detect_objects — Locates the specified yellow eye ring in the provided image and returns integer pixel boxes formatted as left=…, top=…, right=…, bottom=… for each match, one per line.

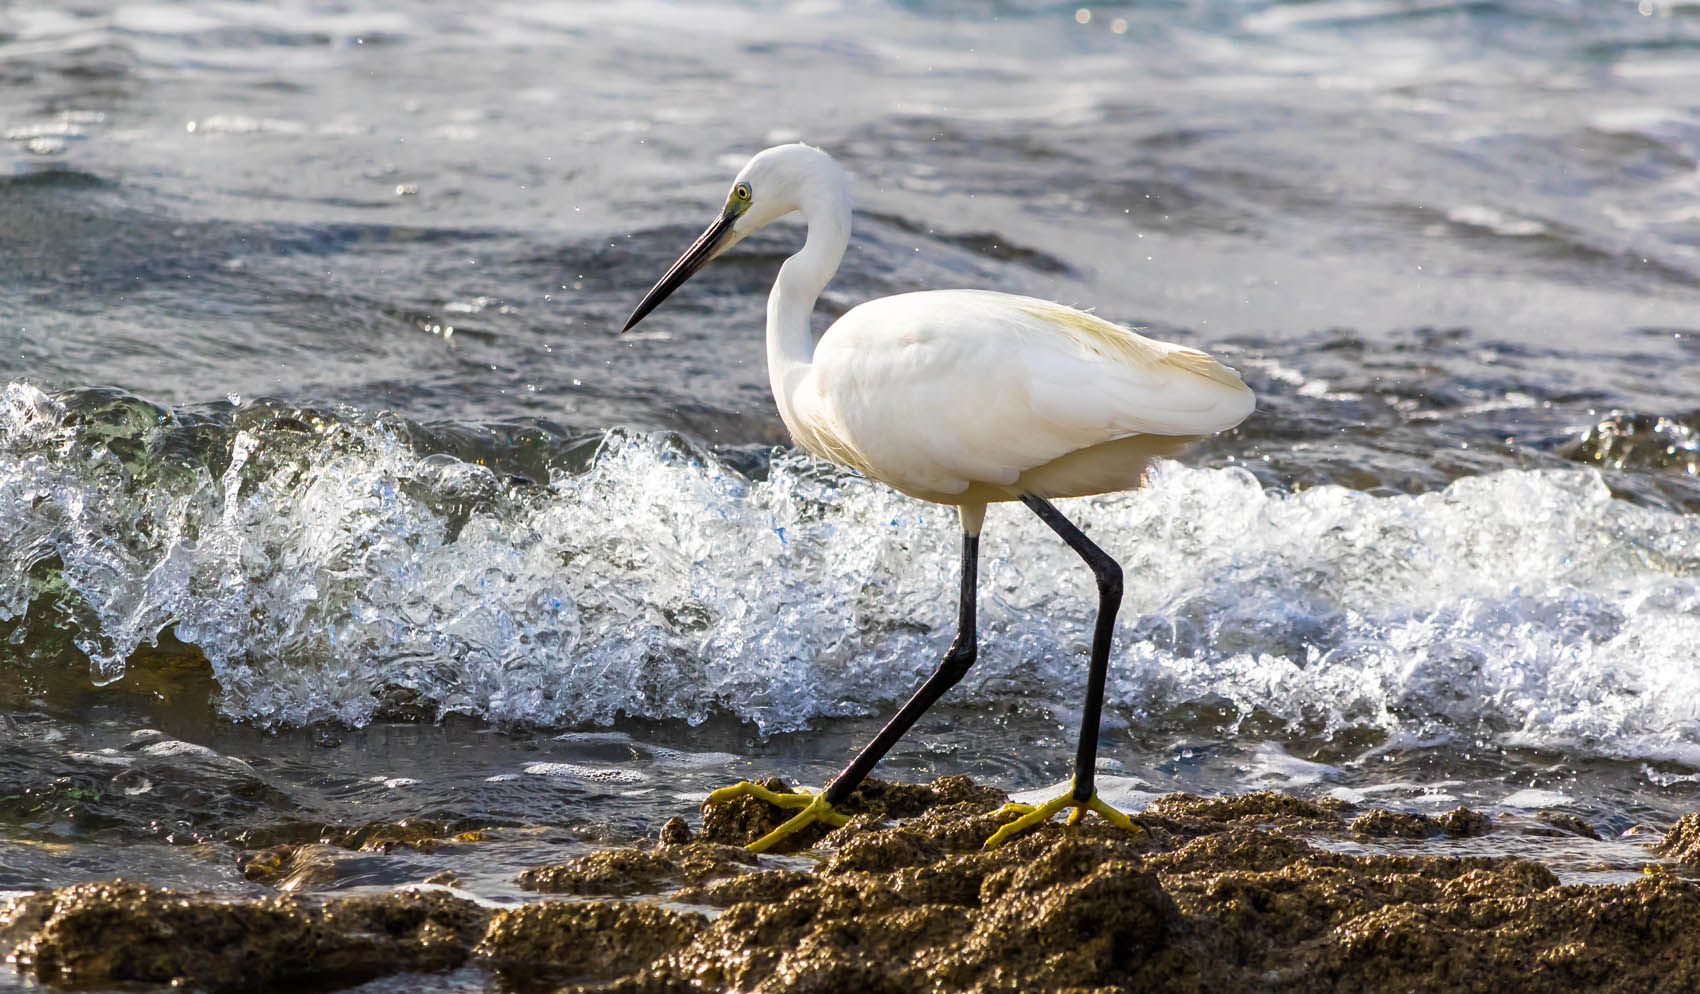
left=734, top=183, right=751, bottom=202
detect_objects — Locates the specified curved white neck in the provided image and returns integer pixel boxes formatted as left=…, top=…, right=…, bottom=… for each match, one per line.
left=766, top=177, right=851, bottom=435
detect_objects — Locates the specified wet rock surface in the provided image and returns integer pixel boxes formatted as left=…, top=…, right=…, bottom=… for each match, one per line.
left=1658, top=812, right=1700, bottom=864
left=1435, top=805, right=1495, bottom=837
left=232, top=817, right=494, bottom=855
left=231, top=819, right=500, bottom=892
left=518, top=841, right=759, bottom=896
left=477, top=900, right=706, bottom=984
left=1565, top=410, right=1700, bottom=476
left=1537, top=810, right=1602, bottom=840
left=1350, top=808, right=1439, bottom=838
left=6, top=777, right=1700, bottom=994
left=696, top=774, right=1003, bottom=854
left=1, top=880, right=488, bottom=992
left=1346, top=805, right=1493, bottom=839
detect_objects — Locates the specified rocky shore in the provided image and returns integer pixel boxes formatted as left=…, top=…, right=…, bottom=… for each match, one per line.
left=7, top=776, right=1700, bottom=993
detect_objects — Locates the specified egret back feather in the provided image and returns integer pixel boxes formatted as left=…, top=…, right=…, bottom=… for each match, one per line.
left=1012, top=296, right=1249, bottom=393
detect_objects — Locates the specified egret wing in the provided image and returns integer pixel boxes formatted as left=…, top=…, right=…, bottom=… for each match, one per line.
left=799, top=290, right=1254, bottom=497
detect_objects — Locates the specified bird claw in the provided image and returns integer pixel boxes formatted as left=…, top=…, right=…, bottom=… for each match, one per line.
left=983, top=788, right=1141, bottom=849
left=705, top=780, right=849, bottom=853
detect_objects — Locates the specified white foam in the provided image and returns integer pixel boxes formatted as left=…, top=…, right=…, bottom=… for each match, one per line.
left=139, top=740, right=219, bottom=759
left=523, top=763, right=647, bottom=784
left=1500, top=788, right=1575, bottom=809
left=368, top=776, right=420, bottom=789
left=1446, top=204, right=1547, bottom=237
left=1246, top=742, right=1342, bottom=788
left=5, top=382, right=1700, bottom=768
left=66, top=751, right=134, bottom=767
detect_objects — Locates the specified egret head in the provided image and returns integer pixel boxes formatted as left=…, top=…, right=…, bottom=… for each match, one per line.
left=621, top=143, right=837, bottom=333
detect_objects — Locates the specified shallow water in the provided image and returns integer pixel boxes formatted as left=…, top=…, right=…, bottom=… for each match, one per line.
left=5, top=1, right=1700, bottom=982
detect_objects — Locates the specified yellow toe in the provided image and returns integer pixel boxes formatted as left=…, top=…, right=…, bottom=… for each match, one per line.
left=744, top=794, right=849, bottom=853
left=706, top=780, right=816, bottom=809
left=1087, top=794, right=1138, bottom=831
left=983, top=794, right=1073, bottom=849
left=704, top=781, right=848, bottom=853
left=983, top=787, right=1143, bottom=848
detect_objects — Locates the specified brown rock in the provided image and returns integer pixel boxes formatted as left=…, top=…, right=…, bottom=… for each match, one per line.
left=1150, top=789, right=1348, bottom=825
left=672, top=869, right=816, bottom=906
left=2, top=880, right=487, bottom=992
left=517, top=841, right=757, bottom=896
left=698, top=777, right=810, bottom=850
left=231, top=816, right=488, bottom=855
left=1152, top=825, right=1317, bottom=874
left=698, top=775, right=1008, bottom=853
left=476, top=900, right=705, bottom=981
left=1351, top=809, right=1437, bottom=838
left=1536, top=811, right=1599, bottom=840
left=12, top=784, right=1694, bottom=994
left=1658, top=813, right=1700, bottom=864
left=236, top=842, right=360, bottom=891
left=643, top=815, right=1172, bottom=993
left=337, top=818, right=455, bottom=852
left=821, top=825, right=943, bottom=874
left=1436, top=807, right=1494, bottom=837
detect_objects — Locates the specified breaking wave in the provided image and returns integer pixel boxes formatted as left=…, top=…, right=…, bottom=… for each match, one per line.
left=3, top=382, right=1699, bottom=764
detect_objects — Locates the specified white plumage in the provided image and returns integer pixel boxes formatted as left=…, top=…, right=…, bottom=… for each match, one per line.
left=621, top=142, right=1255, bottom=852
left=793, top=288, right=1254, bottom=504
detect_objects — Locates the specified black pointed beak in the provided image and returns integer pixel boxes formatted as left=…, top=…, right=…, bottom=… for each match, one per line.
left=621, top=210, right=739, bottom=333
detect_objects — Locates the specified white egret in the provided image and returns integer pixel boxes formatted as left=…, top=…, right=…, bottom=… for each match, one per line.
left=622, top=144, right=1254, bottom=851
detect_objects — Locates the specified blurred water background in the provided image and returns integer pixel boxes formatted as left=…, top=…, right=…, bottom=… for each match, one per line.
left=4, top=0, right=1700, bottom=957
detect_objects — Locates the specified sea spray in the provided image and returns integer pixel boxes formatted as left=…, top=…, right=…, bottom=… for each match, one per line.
left=4, top=382, right=1700, bottom=767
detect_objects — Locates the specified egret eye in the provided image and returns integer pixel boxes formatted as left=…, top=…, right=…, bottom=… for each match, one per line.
left=734, top=183, right=751, bottom=202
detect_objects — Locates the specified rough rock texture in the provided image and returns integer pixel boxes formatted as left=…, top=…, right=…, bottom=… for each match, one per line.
left=1536, top=811, right=1600, bottom=839
left=232, top=817, right=487, bottom=853
left=7, top=781, right=1699, bottom=994
left=1658, top=812, right=1700, bottom=864
left=671, top=805, right=1177, bottom=994
left=1146, top=789, right=1350, bottom=828
left=518, top=841, right=758, bottom=896
left=1, top=880, right=488, bottom=991
left=476, top=901, right=706, bottom=983
left=1351, top=808, right=1439, bottom=838
left=1435, top=806, right=1495, bottom=837
left=1346, top=806, right=1491, bottom=839
left=237, top=842, right=370, bottom=890
left=672, top=868, right=817, bottom=906
left=581, top=791, right=1543, bottom=992
left=228, top=818, right=500, bottom=893
left=697, top=774, right=1004, bottom=853
left=613, top=782, right=1699, bottom=994
left=659, top=816, right=692, bottom=845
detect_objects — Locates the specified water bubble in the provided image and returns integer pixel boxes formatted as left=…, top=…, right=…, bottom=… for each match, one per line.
left=5, top=387, right=1700, bottom=766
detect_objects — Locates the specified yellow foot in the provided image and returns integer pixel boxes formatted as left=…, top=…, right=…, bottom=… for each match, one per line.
left=983, top=789, right=1140, bottom=849
left=706, top=781, right=850, bottom=853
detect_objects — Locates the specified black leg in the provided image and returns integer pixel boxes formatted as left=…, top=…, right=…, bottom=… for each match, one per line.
left=1020, top=494, right=1123, bottom=803
left=822, top=529, right=979, bottom=806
